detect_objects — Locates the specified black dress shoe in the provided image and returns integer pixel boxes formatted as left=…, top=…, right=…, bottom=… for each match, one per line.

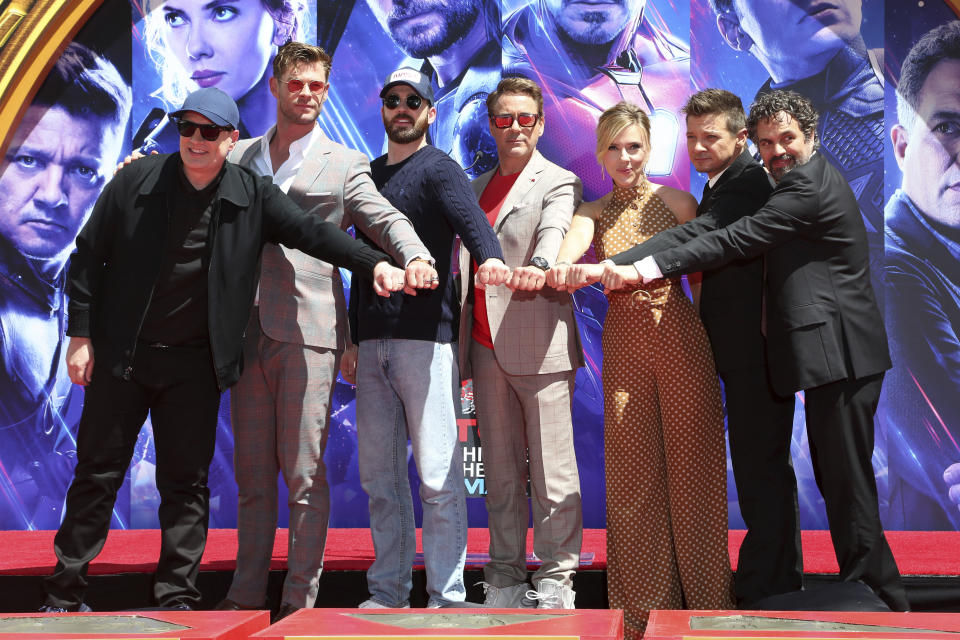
left=272, top=602, right=299, bottom=623
left=214, top=597, right=261, bottom=611
left=38, top=603, right=92, bottom=613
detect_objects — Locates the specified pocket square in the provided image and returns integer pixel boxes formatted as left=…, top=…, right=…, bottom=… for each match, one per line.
left=306, top=191, right=334, bottom=197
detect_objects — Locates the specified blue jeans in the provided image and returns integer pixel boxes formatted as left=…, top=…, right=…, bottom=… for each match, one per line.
left=357, top=339, right=467, bottom=606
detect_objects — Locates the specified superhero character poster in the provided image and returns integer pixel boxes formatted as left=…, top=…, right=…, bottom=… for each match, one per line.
left=3, top=0, right=960, bottom=535
left=882, top=1, right=960, bottom=531
left=0, top=2, right=133, bottom=530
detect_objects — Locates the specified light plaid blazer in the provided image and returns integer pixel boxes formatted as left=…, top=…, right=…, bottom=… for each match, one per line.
left=458, top=151, right=584, bottom=377
left=230, top=131, right=428, bottom=352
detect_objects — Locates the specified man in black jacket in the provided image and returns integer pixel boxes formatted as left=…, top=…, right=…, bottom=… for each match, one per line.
left=41, top=88, right=407, bottom=612
left=607, top=90, right=907, bottom=611
left=600, top=89, right=800, bottom=606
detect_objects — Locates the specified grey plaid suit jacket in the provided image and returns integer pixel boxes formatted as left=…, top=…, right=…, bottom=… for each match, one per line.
left=458, top=151, right=585, bottom=377
left=230, top=130, right=428, bottom=352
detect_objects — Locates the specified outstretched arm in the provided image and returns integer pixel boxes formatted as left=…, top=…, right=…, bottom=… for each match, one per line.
left=547, top=198, right=601, bottom=291
left=653, top=174, right=817, bottom=279
left=429, top=159, right=510, bottom=287
left=343, top=153, right=438, bottom=294
left=264, top=184, right=393, bottom=285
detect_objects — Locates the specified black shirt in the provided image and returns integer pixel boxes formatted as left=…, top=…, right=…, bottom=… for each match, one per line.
left=138, top=164, right=222, bottom=346
left=350, top=145, right=503, bottom=344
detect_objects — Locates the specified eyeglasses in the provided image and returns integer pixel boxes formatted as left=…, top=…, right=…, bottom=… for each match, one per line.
left=383, top=93, right=424, bottom=110
left=174, top=119, right=232, bottom=141
left=489, top=113, right=540, bottom=129
left=285, top=78, right=327, bottom=94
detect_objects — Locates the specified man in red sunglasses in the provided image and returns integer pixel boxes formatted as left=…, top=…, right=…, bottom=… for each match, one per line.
left=41, top=86, right=409, bottom=614
left=459, top=76, right=584, bottom=610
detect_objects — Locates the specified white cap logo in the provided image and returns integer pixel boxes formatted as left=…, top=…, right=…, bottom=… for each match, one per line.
left=389, top=69, right=421, bottom=84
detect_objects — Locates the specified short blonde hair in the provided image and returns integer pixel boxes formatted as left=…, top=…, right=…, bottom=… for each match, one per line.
left=594, top=101, right=650, bottom=166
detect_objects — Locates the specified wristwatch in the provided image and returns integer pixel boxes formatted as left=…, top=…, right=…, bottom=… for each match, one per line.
left=528, top=256, right=550, bottom=271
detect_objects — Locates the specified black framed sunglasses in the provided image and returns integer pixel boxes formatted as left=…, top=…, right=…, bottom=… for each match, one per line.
left=174, top=119, right=231, bottom=141
left=285, top=78, right=327, bottom=94
left=383, top=93, right=424, bottom=110
left=489, top=113, right=540, bottom=129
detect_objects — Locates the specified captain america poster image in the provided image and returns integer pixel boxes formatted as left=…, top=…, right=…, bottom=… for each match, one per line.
left=318, top=0, right=501, bottom=179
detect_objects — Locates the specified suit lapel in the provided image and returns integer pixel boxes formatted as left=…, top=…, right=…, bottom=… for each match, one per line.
left=287, top=133, right=331, bottom=206
left=234, top=137, right=263, bottom=168
left=494, top=151, right=545, bottom=233
left=699, top=150, right=753, bottom=215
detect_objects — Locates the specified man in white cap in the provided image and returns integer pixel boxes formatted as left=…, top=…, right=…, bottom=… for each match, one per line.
left=345, top=67, right=510, bottom=609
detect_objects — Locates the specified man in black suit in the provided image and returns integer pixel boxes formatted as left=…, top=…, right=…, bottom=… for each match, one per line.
left=604, top=90, right=907, bottom=611
left=597, top=89, right=800, bottom=606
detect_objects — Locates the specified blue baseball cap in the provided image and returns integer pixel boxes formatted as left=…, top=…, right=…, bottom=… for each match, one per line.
left=169, top=87, right=240, bottom=129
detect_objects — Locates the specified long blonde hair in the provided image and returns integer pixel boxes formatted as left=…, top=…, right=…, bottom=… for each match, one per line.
left=139, top=0, right=307, bottom=108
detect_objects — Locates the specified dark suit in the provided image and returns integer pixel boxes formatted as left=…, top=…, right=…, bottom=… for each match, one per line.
left=608, top=150, right=800, bottom=605
left=643, top=152, right=906, bottom=611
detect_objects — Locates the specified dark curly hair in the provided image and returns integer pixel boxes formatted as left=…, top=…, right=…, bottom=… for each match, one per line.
left=897, top=21, right=960, bottom=133
left=746, top=90, right=819, bottom=148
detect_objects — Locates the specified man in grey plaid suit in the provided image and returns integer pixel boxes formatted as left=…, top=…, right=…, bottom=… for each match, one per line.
left=458, top=77, right=584, bottom=609
left=218, top=42, right=436, bottom=621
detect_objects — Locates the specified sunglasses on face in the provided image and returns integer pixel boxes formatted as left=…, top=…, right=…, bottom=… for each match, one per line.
left=489, top=113, right=540, bottom=129
left=285, top=78, right=327, bottom=94
left=174, top=119, right=232, bottom=141
left=383, top=93, right=424, bottom=110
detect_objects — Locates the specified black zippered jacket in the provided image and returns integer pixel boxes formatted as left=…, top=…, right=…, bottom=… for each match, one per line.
left=67, top=153, right=387, bottom=391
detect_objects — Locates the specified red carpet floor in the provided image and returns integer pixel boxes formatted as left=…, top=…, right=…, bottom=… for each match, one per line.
left=1, top=529, right=958, bottom=577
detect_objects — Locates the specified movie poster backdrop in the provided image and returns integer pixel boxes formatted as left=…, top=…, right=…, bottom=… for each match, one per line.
left=1, top=0, right=959, bottom=533
left=0, top=1, right=133, bottom=531
left=882, top=2, right=960, bottom=531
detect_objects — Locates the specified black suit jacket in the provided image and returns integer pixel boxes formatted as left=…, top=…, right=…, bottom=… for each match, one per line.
left=609, top=150, right=772, bottom=375
left=651, top=152, right=890, bottom=396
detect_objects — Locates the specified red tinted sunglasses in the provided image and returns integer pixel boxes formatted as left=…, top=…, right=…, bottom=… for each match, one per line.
left=285, top=78, right=327, bottom=94
left=489, top=113, right=540, bottom=129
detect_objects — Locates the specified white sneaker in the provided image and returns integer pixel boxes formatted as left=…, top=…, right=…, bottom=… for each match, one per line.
left=358, top=598, right=410, bottom=609
left=523, top=578, right=575, bottom=609
left=477, top=581, right=532, bottom=608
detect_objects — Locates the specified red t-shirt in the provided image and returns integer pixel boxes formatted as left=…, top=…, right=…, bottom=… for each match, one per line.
left=472, top=170, right=521, bottom=348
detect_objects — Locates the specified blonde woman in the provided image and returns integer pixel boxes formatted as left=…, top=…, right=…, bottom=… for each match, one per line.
left=548, top=101, right=733, bottom=638
left=135, top=0, right=307, bottom=151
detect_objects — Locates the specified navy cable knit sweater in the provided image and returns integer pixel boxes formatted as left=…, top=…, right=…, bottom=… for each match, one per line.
left=349, top=145, right=504, bottom=344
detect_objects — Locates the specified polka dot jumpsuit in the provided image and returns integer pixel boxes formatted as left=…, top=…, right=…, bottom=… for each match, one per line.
left=596, top=181, right=734, bottom=638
